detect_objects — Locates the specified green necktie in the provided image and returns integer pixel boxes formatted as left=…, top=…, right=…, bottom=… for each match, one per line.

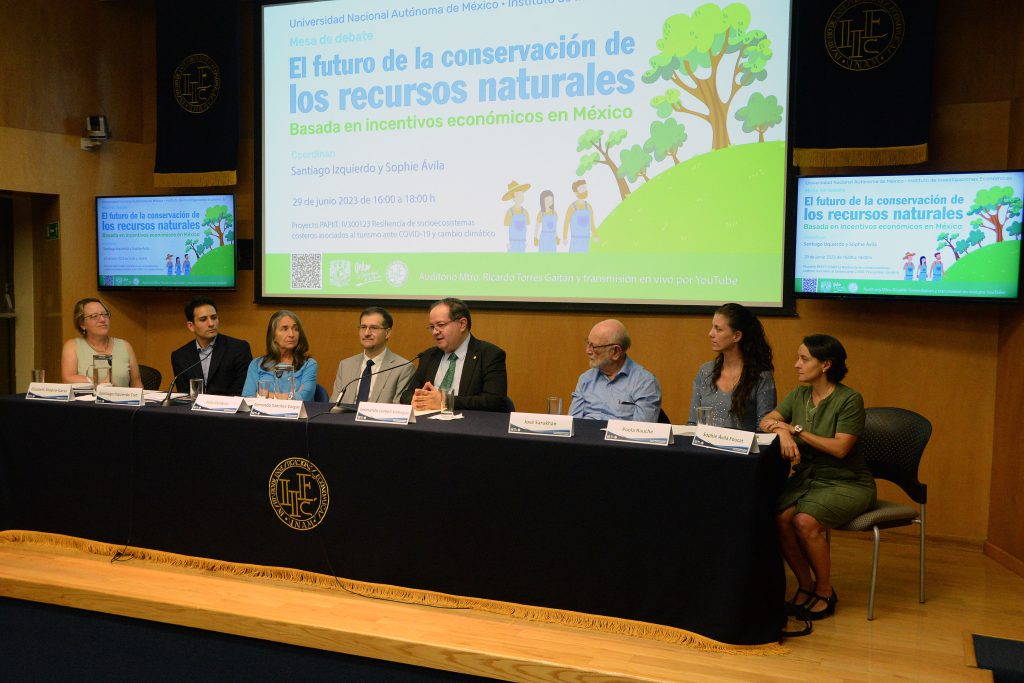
left=438, top=353, right=458, bottom=391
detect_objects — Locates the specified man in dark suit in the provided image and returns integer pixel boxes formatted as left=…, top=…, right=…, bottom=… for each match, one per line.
left=171, top=295, right=252, bottom=395
left=401, top=297, right=509, bottom=412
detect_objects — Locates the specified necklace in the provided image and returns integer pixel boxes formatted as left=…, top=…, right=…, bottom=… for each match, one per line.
left=87, top=337, right=111, bottom=354
left=805, top=384, right=836, bottom=423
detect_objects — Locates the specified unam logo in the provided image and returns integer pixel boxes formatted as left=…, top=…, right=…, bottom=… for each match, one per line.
left=268, top=457, right=329, bottom=531
left=824, top=0, right=905, bottom=72
left=173, top=53, right=221, bottom=114
left=386, top=260, right=409, bottom=287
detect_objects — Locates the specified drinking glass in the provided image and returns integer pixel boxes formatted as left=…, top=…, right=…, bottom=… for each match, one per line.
left=696, top=406, right=714, bottom=426
left=546, top=396, right=562, bottom=415
left=32, top=369, right=45, bottom=383
left=439, top=388, right=453, bottom=415
left=257, top=379, right=273, bottom=398
left=189, top=378, right=204, bottom=401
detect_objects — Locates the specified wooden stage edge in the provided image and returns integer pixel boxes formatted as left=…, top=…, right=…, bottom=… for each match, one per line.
left=1, top=531, right=1014, bottom=682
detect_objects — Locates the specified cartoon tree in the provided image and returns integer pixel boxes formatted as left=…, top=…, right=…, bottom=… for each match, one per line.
left=936, top=232, right=961, bottom=261
left=642, top=3, right=774, bottom=150
left=225, top=229, right=235, bottom=244
left=734, top=92, right=782, bottom=142
left=643, top=118, right=688, bottom=165
left=185, top=238, right=202, bottom=261
left=617, top=145, right=654, bottom=184
left=1007, top=221, right=1022, bottom=239
left=968, top=228, right=986, bottom=249
left=954, top=237, right=972, bottom=255
left=576, top=128, right=631, bottom=199
left=966, top=186, right=1022, bottom=243
left=202, top=205, right=234, bottom=247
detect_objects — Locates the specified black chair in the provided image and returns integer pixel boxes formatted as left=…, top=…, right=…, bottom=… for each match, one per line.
left=313, top=384, right=329, bottom=402
left=831, top=407, right=931, bottom=620
left=139, top=364, right=162, bottom=391
left=503, top=396, right=515, bottom=413
left=658, top=408, right=671, bottom=424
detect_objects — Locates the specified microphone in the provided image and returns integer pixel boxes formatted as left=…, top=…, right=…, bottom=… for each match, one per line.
left=160, top=356, right=205, bottom=406
left=330, top=352, right=423, bottom=414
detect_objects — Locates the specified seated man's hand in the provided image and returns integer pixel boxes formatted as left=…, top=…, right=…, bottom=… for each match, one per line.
left=412, top=382, right=443, bottom=410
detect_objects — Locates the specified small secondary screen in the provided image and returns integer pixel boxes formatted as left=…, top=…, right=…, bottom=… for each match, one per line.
left=794, top=171, right=1023, bottom=301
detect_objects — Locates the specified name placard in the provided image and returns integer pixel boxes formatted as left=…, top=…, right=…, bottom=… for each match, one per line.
left=249, top=398, right=308, bottom=419
left=604, top=419, right=673, bottom=446
left=692, top=424, right=759, bottom=454
left=355, top=401, right=415, bottom=425
left=26, top=382, right=73, bottom=401
left=191, top=394, right=244, bottom=414
left=508, top=412, right=573, bottom=438
left=95, top=386, right=145, bottom=407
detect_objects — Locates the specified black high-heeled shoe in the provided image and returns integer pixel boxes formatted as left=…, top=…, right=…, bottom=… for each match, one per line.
left=801, top=589, right=838, bottom=620
left=785, top=586, right=815, bottom=617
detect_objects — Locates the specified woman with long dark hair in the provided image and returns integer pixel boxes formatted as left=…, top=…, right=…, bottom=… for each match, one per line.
left=760, top=334, right=875, bottom=621
left=688, top=302, right=775, bottom=431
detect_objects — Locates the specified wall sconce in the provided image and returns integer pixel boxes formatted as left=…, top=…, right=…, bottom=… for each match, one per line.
left=80, top=115, right=110, bottom=151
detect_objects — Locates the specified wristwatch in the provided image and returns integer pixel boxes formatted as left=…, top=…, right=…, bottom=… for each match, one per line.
left=793, top=424, right=803, bottom=435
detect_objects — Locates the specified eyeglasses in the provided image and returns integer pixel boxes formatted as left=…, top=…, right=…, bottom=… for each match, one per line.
left=585, top=340, right=618, bottom=351
left=84, top=312, right=111, bottom=321
left=358, top=325, right=389, bottom=333
left=427, top=319, right=458, bottom=333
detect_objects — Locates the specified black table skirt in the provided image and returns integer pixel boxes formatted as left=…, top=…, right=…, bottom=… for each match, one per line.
left=0, top=395, right=788, bottom=644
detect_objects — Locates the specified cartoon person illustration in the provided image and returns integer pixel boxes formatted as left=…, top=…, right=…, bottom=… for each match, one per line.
left=917, top=255, right=928, bottom=281
left=183, top=253, right=191, bottom=276
left=564, top=179, right=598, bottom=253
left=930, top=252, right=944, bottom=281
left=534, top=190, right=559, bottom=252
left=901, top=252, right=915, bottom=280
left=502, top=180, right=530, bottom=253
left=174, top=256, right=182, bottom=276
left=166, top=253, right=174, bottom=276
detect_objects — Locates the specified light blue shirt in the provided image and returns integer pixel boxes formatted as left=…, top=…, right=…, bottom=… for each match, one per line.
left=432, top=335, right=471, bottom=395
left=242, top=356, right=319, bottom=401
left=196, top=336, right=216, bottom=383
left=569, top=356, right=662, bottom=422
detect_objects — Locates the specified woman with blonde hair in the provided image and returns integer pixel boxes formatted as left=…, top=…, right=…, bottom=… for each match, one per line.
left=60, top=298, right=142, bottom=387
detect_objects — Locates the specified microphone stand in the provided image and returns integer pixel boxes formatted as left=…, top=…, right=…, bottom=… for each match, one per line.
left=161, top=357, right=206, bottom=406
left=330, top=352, right=422, bottom=414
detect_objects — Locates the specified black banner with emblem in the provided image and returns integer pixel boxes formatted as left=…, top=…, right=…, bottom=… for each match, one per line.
left=154, top=0, right=240, bottom=187
left=791, top=0, right=935, bottom=168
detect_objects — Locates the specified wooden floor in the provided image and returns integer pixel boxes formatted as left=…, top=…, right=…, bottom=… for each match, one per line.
left=1, top=531, right=1022, bottom=682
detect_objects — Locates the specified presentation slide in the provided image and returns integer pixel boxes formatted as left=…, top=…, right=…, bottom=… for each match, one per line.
left=96, top=195, right=237, bottom=289
left=260, top=0, right=792, bottom=307
left=794, top=171, right=1023, bottom=300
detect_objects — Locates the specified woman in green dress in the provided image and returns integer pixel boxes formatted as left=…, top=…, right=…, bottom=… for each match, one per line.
left=759, top=334, right=875, bottom=621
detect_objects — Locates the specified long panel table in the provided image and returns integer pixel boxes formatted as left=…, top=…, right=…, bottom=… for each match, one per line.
left=0, top=395, right=788, bottom=644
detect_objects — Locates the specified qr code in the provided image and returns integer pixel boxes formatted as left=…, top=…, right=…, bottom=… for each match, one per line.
left=290, top=253, right=323, bottom=290
left=800, top=278, right=818, bottom=293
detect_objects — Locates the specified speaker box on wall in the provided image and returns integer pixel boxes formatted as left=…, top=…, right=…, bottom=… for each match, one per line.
left=236, top=239, right=254, bottom=271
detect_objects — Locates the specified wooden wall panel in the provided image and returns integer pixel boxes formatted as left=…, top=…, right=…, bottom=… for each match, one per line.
left=0, top=1, right=154, bottom=142
left=990, top=306, right=1024, bottom=569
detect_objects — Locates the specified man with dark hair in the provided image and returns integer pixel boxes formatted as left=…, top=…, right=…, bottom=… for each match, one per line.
left=170, top=296, right=252, bottom=395
left=332, top=306, right=415, bottom=405
left=401, top=297, right=509, bottom=412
